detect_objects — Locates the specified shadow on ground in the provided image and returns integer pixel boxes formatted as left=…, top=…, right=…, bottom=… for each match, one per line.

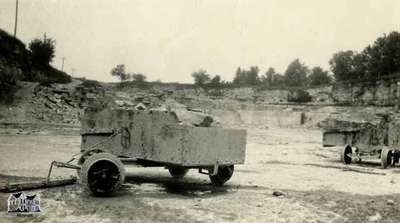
left=124, top=174, right=233, bottom=197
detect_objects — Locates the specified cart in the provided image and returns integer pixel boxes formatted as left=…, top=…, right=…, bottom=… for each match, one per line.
left=48, top=108, right=247, bottom=196
left=321, top=113, right=400, bottom=168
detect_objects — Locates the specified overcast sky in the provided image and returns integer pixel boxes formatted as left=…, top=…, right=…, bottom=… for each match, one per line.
left=1, top=0, right=399, bottom=83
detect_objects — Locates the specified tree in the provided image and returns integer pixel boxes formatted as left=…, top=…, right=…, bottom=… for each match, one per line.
left=329, top=32, right=400, bottom=82
left=329, top=51, right=358, bottom=81
left=28, top=34, right=55, bottom=67
left=233, top=66, right=260, bottom=86
left=210, top=75, right=221, bottom=85
left=284, top=59, right=309, bottom=87
left=233, top=67, right=245, bottom=85
left=271, top=73, right=285, bottom=87
left=131, top=73, right=147, bottom=83
left=260, top=67, right=276, bottom=86
left=309, top=67, right=332, bottom=86
left=352, top=51, right=369, bottom=79
left=246, top=66, right=260, bottom=85
left=192, top=69, right=210, bottom=86
left=259, top=68, right=286, bottom=87
left=329, top=50, right=368, bottom=81
left=364, top=31, right=400, bottom=78
left=265, top=67, right=275, bottom=84
left=110, top=64, right=129, bottom=81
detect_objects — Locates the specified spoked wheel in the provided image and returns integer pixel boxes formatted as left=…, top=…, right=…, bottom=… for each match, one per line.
left=168, top=167, right=189, bottom=179
left=340, top=145, right=352, bottom=164
left=381, top=148, right=393, bottom=169
left=81, top=153, right=125, bottom=196
left=209, top=165, right=234, bottom=186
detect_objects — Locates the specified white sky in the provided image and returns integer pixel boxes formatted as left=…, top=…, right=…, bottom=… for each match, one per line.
left=1, top=0, right=400, bottom=83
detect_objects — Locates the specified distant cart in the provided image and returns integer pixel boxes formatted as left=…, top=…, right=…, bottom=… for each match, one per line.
left=48, top=108, right=247, bottom=196
left=321, top=114, right=400, bottom=168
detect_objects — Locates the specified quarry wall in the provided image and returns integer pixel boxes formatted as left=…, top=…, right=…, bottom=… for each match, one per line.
left=331, top=79, right=399, bottom=106
left=163, top=79, right=400, bottom=106
left=2, top=78, right=399, bottom=128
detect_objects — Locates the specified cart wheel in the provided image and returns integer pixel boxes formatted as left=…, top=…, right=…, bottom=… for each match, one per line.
left=77, top=149, right=106, bottom=178
left=168, top=167, right=189, bottom=179
left=81, top=153, right=125, bottom=196
left=393, top=152, right=400, bottom=166
left=78, top=149, right=107, bottom=165
left=381, top=148, right=393, bottom=169
left=340, top=145, right=352, bottom=164
left=209, top=165, right=234, bottom=186
left=355, top=147, right=362, bottom=163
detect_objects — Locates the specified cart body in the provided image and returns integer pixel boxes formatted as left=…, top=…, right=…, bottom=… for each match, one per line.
left=81, top=108, right=247, bottom=167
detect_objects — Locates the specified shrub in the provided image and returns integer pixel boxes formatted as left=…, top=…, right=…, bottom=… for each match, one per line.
left=80, top=78, right=102, bottom=89
left=288, top=89, right=312, bottom=103
left=31, top=66, right=71, bottom=83
left=131, top=73, right=147, bottom=83
left=28, top=36, right=55, bottom=67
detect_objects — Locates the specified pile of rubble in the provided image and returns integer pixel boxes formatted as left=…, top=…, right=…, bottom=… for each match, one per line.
left=152, top=98, right=217, bottom=127
left=111, top=91, right=165, bottom=110
left=30, top=85, right=81, bottom=124
left=21, top=80, right=218, bottom=128
left=29, top=80, right=108, bottom=125
left=107, top=87, right=216, bottom=127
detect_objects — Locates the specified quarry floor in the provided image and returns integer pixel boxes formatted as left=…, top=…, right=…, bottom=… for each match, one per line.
left=0, top=127, right=399, bottom=223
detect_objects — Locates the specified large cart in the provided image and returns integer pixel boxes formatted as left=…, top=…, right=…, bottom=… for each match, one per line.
left=49, top=108, right=247, bottom=196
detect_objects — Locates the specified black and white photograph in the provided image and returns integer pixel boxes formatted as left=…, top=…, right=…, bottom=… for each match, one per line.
left=0, top=0, right=399, bottom=222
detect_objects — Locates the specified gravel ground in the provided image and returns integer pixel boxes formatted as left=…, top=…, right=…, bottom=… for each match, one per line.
left=0, top=127, right=399, bottom=223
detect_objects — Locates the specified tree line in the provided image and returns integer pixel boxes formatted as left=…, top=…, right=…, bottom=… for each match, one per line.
left=111, top=31, right=400, bottom=88
left=192, top=59, right=332, bottom=88
left=191, top=31, right=400, bottom=88
left=330, top=31, right=400, bottom=82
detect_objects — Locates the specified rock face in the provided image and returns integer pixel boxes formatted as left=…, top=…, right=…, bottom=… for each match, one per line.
left=331, top=80, right=400, bottom=106
left=4, top=77, right=400, bottom=128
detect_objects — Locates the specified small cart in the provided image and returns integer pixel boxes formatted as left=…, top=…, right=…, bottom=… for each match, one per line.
left=49, top=108, right=247, bottom=196
left=321, top=113, right=400, bottom=168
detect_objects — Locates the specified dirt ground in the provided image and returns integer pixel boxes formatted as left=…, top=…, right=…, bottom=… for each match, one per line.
left=0, top=126, right=399, bottom=223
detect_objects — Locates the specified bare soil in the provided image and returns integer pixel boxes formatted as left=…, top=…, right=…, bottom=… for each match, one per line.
left=0, top=127, right=399, bottom=223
